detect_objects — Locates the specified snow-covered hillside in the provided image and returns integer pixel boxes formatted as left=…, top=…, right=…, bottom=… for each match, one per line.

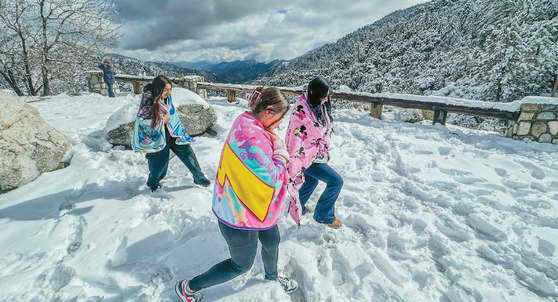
left=260, top=0, right=558, bottom=103
left=1, top=93, right=558, bottom=301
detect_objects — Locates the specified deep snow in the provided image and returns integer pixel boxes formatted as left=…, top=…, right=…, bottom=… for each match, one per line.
left=1, top=91, right=558, bottom=302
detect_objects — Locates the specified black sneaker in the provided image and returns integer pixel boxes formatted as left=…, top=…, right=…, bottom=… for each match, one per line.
left=194, top=178, right=211, bottom=187
left=175, top=280, right=203, bottom=302
left=276, top=276, right=298, bottom=293
left=149, top=184, right=161, bottom=192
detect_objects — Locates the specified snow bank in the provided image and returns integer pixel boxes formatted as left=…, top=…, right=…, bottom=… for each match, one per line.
left=170, top=87, right=210, bottom=109
left=1, top=93, right=558, bottom=301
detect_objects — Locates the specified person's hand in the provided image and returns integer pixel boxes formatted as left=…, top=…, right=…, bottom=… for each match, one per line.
left=163, top=114, right=170, bottom=122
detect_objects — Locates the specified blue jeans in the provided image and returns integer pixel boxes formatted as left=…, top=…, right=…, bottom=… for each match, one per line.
left=145, top=128, right=206, bottom=187
left=107, top=83, right=115, bottom=97
left=299, top=163, right=343, bottom=224
left=188, top=222, right=280, bottom=292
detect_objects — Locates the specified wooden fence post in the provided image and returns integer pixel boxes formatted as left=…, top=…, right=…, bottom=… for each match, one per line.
left=227, top=90, right=236, bottom=103
left=433, top=107, right=448, bottom=125
left=132, top=82, right=142, bottom=94
left=552, top=75, right=558, bottom=97
left=370, top=103, right=383, bottom=119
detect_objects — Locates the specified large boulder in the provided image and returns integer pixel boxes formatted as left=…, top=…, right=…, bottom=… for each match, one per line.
left=106, top=88, right=217, bottom=149
left=0, top=91, right=71, bottom=192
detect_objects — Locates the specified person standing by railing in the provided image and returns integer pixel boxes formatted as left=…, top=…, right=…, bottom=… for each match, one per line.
left=174, top=87, right=298, bottom=302
left=286, top=77, right=343, bottom=229
left=98, top=59, right=116, bottom=98
left=131, top=75, right=211, bottom=191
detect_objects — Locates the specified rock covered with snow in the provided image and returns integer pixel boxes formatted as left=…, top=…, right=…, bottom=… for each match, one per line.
left=172, top=87, right=217, bottom=135
left=105, top=103, right=138, bottom=148
left=0, top=91, right=71, bottom=192
left=106, top=88, right=217, bottom=148
left=394, top=108, right=424, bottom=124
left=338, top=85, right=352, bottom=93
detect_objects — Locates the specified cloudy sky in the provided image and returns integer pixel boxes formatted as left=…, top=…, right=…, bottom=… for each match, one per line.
left=111, top=0, right=430, bottom=64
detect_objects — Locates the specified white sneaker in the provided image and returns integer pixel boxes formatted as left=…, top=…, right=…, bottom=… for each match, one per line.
left=276, top=276, right=298, bottom=294
left=175, top=280, right=203, bottom=302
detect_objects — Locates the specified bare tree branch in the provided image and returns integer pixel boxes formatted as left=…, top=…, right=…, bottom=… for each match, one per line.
left=0, top=0, right=121, bottom=96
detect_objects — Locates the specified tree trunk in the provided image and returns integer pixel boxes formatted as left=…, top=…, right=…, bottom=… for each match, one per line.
left=496, top=81, right=502, bottom=102
left=0, top=69, right=25, bottom=96
left=18, top=29, right=37, bottom=96
left=42, top=66, right=50, bottom=96
left=552, top=75, right=558, bottom=98
left=40, top=1, right=50, bottom=96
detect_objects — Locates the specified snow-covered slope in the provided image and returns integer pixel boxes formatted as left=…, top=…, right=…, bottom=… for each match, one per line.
left=1, top=93, right=558, bottom=301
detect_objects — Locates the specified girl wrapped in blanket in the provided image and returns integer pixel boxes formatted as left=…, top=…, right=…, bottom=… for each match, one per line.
left=175, top=87, right=298, bottom=302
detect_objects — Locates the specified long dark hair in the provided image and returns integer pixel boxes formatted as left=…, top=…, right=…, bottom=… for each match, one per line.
left=142, top=75, right=172, bottom=129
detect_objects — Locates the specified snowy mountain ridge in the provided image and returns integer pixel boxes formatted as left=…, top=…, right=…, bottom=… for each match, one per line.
left=258, top=0, right=558, bottom=103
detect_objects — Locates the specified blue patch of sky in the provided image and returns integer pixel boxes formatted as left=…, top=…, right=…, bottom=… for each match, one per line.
left=267, top=8, right=291, bottom=20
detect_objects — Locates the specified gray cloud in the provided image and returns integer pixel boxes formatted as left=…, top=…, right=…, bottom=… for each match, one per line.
left=112, top=0, right=429, bottom=62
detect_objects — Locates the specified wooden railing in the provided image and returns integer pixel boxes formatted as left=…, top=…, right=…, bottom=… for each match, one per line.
left=88, top=71, right=524, bottom=125
left=197, top=82, right=521, bottom=124
left=87, top=72, right=558, bottom=143
left=112, top=74, right=182, bottom=94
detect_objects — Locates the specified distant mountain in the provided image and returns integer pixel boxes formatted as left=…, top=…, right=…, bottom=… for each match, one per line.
left=258, top=0, right=558, bottom=103
left=96, top=54, right=217, bottom=82
left=170, top=61, right=217, bottom=70
left=159, top=59, right=282, bottom=84
left=206, top=60, right=283, bottom=84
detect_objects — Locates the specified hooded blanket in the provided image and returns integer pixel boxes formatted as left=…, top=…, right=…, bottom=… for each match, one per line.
left=213, top=112, right=292, bottom=230
left=131, top=93, right=194, bottom=153
left=285, top=92, right=333, bottom=225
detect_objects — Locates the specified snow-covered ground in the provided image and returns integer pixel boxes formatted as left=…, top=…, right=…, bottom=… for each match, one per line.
left=1, top=92, right=558, bottom=302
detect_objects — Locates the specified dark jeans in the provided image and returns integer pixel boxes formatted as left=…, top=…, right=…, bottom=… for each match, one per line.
left=145, top=128, right=206, bottom=187
left=107, top=83, right=115, bottom=97
left=299, top=163, right=343, bottom=224
left=188, top=222, right=280, bottom=292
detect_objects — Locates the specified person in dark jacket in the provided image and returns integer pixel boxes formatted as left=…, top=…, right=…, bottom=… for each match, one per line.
left=98, top=60, right=116, bottom=97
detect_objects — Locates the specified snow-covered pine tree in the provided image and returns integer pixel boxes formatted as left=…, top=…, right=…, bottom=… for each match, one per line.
left=257, top=0, right=558, bottom=103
